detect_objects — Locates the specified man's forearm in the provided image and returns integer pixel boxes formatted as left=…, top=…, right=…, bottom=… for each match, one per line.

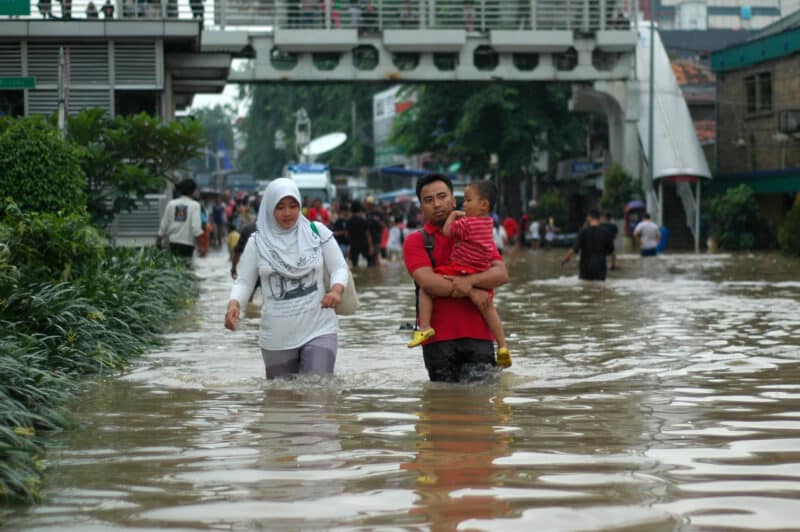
left=468, top=262, right=508, bottom=290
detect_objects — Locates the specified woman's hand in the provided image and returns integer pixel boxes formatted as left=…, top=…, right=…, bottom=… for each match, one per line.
left=224, top=300, right=240, bottom=330
left=321, top=284, right=344, bottom=309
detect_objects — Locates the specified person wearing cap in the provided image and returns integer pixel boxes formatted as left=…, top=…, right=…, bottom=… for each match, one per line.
left=158, top=178, right=204, bottom=260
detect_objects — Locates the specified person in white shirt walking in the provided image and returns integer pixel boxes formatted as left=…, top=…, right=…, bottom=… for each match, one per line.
left=224, top=178, right=350, bottom=379
left=633, top=212, right=661, bottom=257
left=158, top=178, right=204, bottom=260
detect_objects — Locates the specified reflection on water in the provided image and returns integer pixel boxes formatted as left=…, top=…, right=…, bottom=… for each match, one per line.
left=4, top=249, right=800, bottom=530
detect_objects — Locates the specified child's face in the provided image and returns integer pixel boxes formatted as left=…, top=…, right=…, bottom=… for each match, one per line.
left=462, top=186, right=487, bottom=217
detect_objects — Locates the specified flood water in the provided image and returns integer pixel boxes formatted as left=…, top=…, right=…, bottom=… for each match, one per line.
left=5, top=248, right=800, bottom=531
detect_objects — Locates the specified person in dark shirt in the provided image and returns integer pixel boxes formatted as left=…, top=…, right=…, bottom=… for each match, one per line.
left=561, top=209, right=615, bottom=281
left=345, top=200, right=374, bottom=267
left=365, top=199, right=385, bottom=264
left=332, top=204, right=350, bottom=256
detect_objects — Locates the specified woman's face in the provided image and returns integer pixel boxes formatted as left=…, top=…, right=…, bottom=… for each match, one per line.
left=274, top=196, right=301, bottom=229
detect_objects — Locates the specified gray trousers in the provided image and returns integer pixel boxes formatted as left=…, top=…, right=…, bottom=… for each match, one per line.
left=260, top=333, right=337, bottom=379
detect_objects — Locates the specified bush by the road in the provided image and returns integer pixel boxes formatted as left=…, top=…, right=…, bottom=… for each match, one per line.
left=0, top=117, right=86, bottom=215
left=778, top=200, right=800, bottom=255
left=0, top=202, right=197, bottom=503
left=710, top=185, right=773, bottom=250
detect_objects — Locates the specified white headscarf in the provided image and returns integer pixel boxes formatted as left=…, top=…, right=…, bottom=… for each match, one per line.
left=254, top=178, right=326, bottom=279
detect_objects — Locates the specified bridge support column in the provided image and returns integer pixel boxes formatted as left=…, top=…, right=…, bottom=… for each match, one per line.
left=572, top=78, right=643, bottom=187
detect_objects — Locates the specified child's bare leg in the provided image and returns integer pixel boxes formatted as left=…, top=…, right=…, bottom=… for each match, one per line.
left=408, top=289, right=436, bottom=347
left=417, top=289, right=433, bottom=331
left=479, top=303, right=506, bottom=349
left=479, top=303, right=512, bottom=368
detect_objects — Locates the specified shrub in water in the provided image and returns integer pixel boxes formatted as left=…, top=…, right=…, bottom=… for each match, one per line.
left=709, top=185, right=773, bottom=250
left=778, top=200, right=800, bottom=256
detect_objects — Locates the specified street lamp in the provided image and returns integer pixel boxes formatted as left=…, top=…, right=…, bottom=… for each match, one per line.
left=295, top=108, right=311, bottom=163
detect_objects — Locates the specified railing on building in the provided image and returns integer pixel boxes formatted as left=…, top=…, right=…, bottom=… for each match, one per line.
left=15, top=0, right=637, bottom=33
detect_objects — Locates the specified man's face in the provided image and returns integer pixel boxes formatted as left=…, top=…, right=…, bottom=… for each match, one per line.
left=419, top=180, right=455, bottom=226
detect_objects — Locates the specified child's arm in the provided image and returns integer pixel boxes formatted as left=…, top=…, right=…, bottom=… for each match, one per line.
left=441, top=210, right=465, bottom=237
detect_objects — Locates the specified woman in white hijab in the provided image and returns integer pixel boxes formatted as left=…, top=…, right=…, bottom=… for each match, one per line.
left=224, top=178, right=350, bottom=379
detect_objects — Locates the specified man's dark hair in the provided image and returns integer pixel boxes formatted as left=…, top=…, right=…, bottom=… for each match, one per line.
left=350, top=200, right=363, bottom=213
left=415, top=173, right=453, bottom=201
left=643, top=212, right=651, bottom=220
left=588, top=208, right=601, bottom=219
left=469, top=180, right=497, bottom=210
left=177, top=178, right=197, bottom=196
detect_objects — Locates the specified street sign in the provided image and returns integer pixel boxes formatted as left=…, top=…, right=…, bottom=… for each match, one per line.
left=569, top=160, right=602, bottom=175
left=0, top=0, right=30, bottom=15
left=0, top=77, right=36, bottom=90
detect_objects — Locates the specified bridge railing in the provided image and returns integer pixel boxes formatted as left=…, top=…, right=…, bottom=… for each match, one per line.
left=267, top=0, right=636, bottom=32
left=12, top=0, right=637, bottom=32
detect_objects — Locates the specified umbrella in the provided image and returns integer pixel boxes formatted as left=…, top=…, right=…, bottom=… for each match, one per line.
left=625, top=200, right=645, bottom=212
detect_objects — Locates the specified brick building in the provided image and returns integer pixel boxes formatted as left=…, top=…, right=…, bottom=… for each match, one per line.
left=711, top=11, right=800, bottom=225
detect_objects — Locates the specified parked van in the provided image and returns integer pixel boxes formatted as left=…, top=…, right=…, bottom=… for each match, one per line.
left=286, top=164, right=337, bottom=206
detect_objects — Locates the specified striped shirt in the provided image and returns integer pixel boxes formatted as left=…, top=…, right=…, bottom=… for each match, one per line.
left=448, top=216, right=497, bottom=271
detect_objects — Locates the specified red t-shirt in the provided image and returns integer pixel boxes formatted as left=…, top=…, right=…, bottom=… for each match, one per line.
left=502, top=217, right=519, bottom=238
left=448, top=216, right=496, bottom=271
left=308, top=206, right=330, bottom=225
left=403, top=222, right=502, bottom=343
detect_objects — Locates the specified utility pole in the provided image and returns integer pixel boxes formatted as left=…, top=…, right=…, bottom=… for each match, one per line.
left=648, top=0, right=660, bottom=225
left=57, top=47, right=69, bottom=139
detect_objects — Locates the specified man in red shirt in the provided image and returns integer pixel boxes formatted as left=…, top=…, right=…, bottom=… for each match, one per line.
left=403, top=174, right=509, bottom=382
left=307, top=198, right=330, bottom=226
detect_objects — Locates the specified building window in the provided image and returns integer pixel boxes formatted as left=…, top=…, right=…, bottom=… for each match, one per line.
left=114, top=90, right=158, bottom=117
left=745, top=72, right=772, bottom=114
left=0, top=91, right=24, bottom=117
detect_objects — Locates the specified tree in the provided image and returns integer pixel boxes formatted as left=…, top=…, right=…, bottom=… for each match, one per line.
left=238, top=84, right=379, bottom=180
left=186, top=104, right=237, bottom=173
left=599, top=163, right=639, bottom=219
left=390, top=83, right=587, bottom=217
left=66, top=110, right=205, bottom=227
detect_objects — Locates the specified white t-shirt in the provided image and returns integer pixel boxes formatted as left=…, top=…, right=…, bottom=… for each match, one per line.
left=230, top=225, right=350, bottom=350
left=528, top=220, right=540, bottom=240
left=386, top=226, right=403, bottom=253
left=493, top=225, right=507, bottom=251
left=158, top=195, right=203, bottom=247
left=634, top=220, right=661, bottom=250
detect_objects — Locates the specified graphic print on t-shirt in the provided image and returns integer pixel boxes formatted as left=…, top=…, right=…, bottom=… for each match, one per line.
left=174, top=205, right=188, bottom=222
left=267, top=271, right=318, bottom=301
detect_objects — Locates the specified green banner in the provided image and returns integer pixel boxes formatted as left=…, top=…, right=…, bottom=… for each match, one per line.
left=0, top=77, right=36, bottom=90
left=0, top=0, right=31, bottom=15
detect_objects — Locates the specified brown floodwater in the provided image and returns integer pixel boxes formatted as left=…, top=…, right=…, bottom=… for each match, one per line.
left=4, top=248, right=800, bottom=531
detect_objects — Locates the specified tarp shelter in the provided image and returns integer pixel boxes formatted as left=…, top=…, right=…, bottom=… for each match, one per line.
left=375, top=188, right=417, bottom=203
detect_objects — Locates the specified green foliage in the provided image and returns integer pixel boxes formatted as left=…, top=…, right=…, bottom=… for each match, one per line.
left=0, top=205, right=198, bottom=503
left=778, top=200, right=800, bottom=255
left=533, top=189, right=568, bottom=227
left=709, top=185, right=773, bottom=250
left=239, top=84, right=379, bottom=179
left=599, top=163, right=639, bottom=219
left=0, top=117, right=86, bottom=215
left=185, top=105, right=237, bottom=174
left=66, top=109, right=205, bottom=227
left=0, top=200, right=104, bottom=283
left=391, top=83, right=585, bottom=183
